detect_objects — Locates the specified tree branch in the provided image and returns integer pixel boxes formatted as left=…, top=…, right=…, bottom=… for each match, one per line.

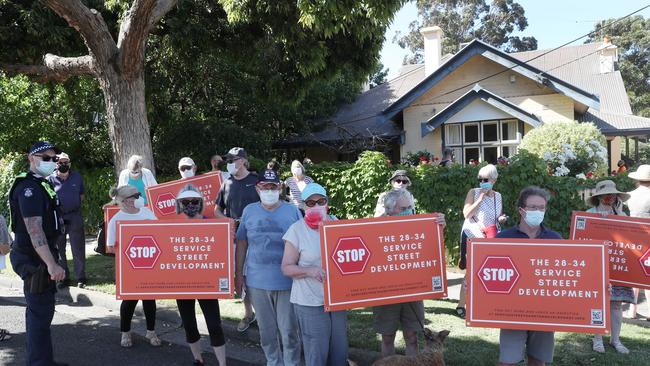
left=41, top=0, right=117, bottom=66
left=1, top=54, right=94, bottom=82
left=149, top=0, right=178, bottom=28
left=117, top=0, right=161, bottom=80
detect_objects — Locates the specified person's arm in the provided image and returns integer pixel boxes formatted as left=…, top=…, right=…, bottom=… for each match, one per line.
left=463, top=189, right=485, bottom=219
left=373, top=192, right=386, bottom=218
left=235, top=239, right=248, bottom=295
left=79, top=173, right=85, bottom=202
left=23, top=217, right=65, bottom=280
left=281, top=240, right=324, bottom=282
left=117, top=169, right=128, bottom=187
left=106, top=216, right=117, bottom=254
left=214, top=186, right=227, bottom=218
left=0, top=216, right=11, bottom=255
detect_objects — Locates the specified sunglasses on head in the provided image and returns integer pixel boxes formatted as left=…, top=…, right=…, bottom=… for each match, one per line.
left=179, top=165, right=193, bottom=172
left=304, top=197, right=328, bottom=207
left=394, top=179, right=410, bottom=184
left=180, top=199, right=201, bottom=205
left=34, top=154, right=58, bottom=162
left=478, top=178, right=490, bottom=183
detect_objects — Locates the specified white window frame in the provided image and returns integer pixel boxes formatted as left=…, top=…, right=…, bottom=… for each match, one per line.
left=463, top=123, right=480, bottom=145
left=445, top=124, right=462, bottom=146
left=500, top=119, right=520, bottom=143
left=481, top=121, right=500, bottom=145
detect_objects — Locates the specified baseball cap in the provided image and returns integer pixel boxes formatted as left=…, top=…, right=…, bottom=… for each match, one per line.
left=257, top=169, right=280, bottom=184
left=225, top=147, right=247, bottom=160
left=301, top=183, right=327, bottom=201
left=29, top=141, right=60, bottom=155
left=57, top=152, right=70, bottom=161
left=178, top=157, right=195, bottom=168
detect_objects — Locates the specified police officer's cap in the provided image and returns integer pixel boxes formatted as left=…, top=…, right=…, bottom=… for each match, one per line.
left=29, top=141, right=60, bottom=155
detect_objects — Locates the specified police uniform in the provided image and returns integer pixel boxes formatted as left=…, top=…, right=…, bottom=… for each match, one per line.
left=9, top=170, right=64, bottom=366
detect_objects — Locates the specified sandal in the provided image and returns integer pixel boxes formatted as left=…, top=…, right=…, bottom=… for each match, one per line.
left=0, top=329, right=11, bottom=341
left=120, top=332, right=133, bottom=348
left=146, top=331, right=162, bottom=347
left=592, top=337, right=605, bottom=353
left=456, top=307, right=466, bottom=319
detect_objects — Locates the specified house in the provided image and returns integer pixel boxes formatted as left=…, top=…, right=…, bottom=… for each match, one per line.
left=278, top=27, right=650, bottom=170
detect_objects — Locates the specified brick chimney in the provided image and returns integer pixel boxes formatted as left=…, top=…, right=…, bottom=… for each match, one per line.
left=597, top=35, right=618, bottom=74
left=420, top=26, right=444, bottom=77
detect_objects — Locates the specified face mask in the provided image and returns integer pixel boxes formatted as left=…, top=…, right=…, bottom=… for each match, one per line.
left=259, top=190, right=280, bottom=206
left=304, top=205, right=328, bottom=229
left=134, top=196, right=145, bottom=209
left=57, top=164, right=70, bottom=173
left=227, top=163, right=237, bottom=175
left=480, top=182, right=493, bottom=190
left=291, top=167, right=303, bottom=176
left=36, top=161, right=57, bottom=176
left=182, top=203, right=202, bottom=217
left=130, top=170, right=142, bottom=179
left=395, top=208, right=414, bottom=216
left=180, top=169, right=195, bottom=179
left=524, top=210, right=545, bottom=227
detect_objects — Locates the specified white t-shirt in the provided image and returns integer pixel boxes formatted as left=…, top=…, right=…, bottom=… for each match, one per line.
left=106, top=207, right=157, bottom=247
left=283, top=218, right=328, bottom=306
left=627, top=186, right=650, bottom=218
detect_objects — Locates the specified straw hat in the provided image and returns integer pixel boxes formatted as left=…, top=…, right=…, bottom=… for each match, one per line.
left=588, top=180, right=630, bottom=206
left=628, top=165, right=650, bottom=182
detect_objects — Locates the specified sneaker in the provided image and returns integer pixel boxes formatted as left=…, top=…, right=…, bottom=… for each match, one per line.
left=77, top=280, right=87, bottom=289
left=610, top=341, right=629, bottom=354
left=592, top=338, right=605, bottom=353
left=455, top=307, right=466, bottom=319
left=57, top=279, right=71, bottom=290
left=237, top=313, right=256, bottom=332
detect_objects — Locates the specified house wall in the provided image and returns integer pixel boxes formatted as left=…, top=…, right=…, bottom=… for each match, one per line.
left=609, top=136, right=622, bottom=173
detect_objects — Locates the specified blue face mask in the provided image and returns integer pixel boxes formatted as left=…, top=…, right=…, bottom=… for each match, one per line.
left=524, top=210, right=545, bottom=227
left=480, top=182, right=493, bottom=190
left=396, top=208, right=414, bottom=216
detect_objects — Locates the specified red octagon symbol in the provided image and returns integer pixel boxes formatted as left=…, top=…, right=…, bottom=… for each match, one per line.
left=639, top=248, right=650, bottom=276
left=477, top=256, right=520, bottom=294
left=156, top=192, right=177, bottom=216
left=331, top=237, right=371, bottom=275
left=125, top=236, right=161, bottom=269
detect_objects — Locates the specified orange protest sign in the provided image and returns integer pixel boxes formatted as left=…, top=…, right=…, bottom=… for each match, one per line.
left=103, top=204, right=121, bottom=234
left=145, top=172, right=222, bottom=219
left=115, top=219, right=234, bottom=300
left=466, top=238, right=610, bottom=334
left=320, top=214, right=446, bottom=312
left=571, top=211, right=650, bottom=289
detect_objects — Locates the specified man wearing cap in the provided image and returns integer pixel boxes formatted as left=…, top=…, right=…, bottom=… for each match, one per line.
left=48, top=152, right=86, bottom=289
left=178, top=157, right=198, bottom=179
left=625, top=165, right=650, bottom=320
left=214, top=147, right=259, bottom=331
left=9, top=141, right=67, bottom=366
left=374, top=170, right=416, bottom=217
left=235, top=169, right=302, bottom=365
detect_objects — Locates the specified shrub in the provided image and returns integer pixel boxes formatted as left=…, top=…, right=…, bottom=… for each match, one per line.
left=519, top=121, right=608, bottom=177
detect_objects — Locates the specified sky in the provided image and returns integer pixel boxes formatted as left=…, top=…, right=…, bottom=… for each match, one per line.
left=380, top=0, right=650, bottom=80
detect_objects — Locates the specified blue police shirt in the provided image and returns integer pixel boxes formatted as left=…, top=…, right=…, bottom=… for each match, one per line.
left=496, top=224, right=563, bottom=239
left=48, top=171, right=84, bottom=217
left=236, top=202, right=302, bottom=290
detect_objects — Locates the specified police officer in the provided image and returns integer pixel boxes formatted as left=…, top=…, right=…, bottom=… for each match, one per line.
left=9, top=141, right=68, bottom=366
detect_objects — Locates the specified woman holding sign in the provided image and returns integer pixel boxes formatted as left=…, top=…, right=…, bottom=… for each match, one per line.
left=587, top=180, right=632, bottom=354
left=106, top=186, right=162, bottom=348
left=281, top=183, right=349, bottom=366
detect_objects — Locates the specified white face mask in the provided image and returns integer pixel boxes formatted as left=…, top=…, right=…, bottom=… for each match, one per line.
left=180, top=169, right=195, bottom=179
left=134, top=196, right=145, bottom=209
left=227, top=163, right=238, bottom=175
left=291, top=167, right=303, bottom=176
left=36, top=160, right=57, bottom=176
left=259, top=190, right=280, bottom=206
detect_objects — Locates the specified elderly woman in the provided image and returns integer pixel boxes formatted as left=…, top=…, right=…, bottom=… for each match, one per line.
left=285, top=160, right=314, bottom=207
left=374, top=170, right=415, bottom=217
left=587, top=180, right=632, bottom=354
left=175, top=184, right=227, bottom=366
left=106, top=186, right=160, bottom=348
left=457, top=164, right=507, bottom=318
left=281, top=183, right=348, bottom=365
left=117, top=155, right=157, bottom=205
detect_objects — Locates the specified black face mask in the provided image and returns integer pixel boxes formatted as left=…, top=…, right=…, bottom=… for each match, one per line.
left=57, top=164, right=70, bottom=173
left=217, top=161, right=226, bottom=170
left=182, top=203, right=202, bottom=217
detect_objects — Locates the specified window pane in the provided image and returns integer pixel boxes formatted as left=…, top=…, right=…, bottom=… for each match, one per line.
left=446, top=125, right=461, bottom=145
left=464, top=124, right=479, bottom=143
left=483, top=123, right=498, bottom=142
left=501, top=120, right=518, bottom=141
left=484, top=147, right=498, bottom=164
left=502, top=145, right=517, bottom=157
left=451, top=148, right=462, bottom=163
left=465, top=147, right=480, bottom=164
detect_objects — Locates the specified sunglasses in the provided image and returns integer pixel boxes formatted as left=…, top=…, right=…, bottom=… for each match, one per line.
left=179, top=165, right=193, bottom=172
left=180, top=199, right=201, bottom=205
left=478, top=178, right=490, bottom=183
left=394, top=179, right=410, bottom=184
left=34, top=154, right=58, bottom=162
left=127, top=193, right=141, bottom=200
left=304, top=197, right=328, bottom=207
left=225, top=158, right=241, bottom=164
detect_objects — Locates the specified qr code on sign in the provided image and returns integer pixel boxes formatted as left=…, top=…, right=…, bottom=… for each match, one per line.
left=576, top=218, right=586, bottom=230
left=219, top=278, right=229, bottom=292
left=432, top=276, right=442, bottom=292
left=591, top=309, right=603, bottom=325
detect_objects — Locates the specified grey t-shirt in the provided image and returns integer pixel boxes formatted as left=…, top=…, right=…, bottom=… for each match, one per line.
left=215, top=173, right=260, bottom=220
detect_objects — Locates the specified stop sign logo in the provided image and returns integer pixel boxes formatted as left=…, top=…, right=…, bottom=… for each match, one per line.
left=125, top=236, right=161, bottom=269
left=639, top=248, right=650, bottom=276
left=332, top=237, right=371, bottom=275
left=478, top=256, right=520, bottom=294
left=156, top=192, right=176, bottom=216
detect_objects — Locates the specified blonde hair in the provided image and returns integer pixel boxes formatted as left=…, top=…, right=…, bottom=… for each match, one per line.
left=478, top=164, right=498, bottom=180
left=291, top=160, right=305, bottom=175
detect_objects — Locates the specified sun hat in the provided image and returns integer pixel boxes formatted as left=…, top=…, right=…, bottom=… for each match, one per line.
left=388, top=170, right=409, bottom=183
left=301, top=183, right=327, bottom=201
left=588, top=180, right=630, bottom=206
left=114, top=185, right=139, bottom=203
left=628, top=165, right=650, bottom=182
left=177, top=184, right=202, bottom=200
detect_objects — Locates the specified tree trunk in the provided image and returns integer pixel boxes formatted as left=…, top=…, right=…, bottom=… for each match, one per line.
left=98, top=70, right=155, bottom=177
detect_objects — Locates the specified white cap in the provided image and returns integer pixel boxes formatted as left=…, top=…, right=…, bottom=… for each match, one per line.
left=57, top=152, right=70, bottom=161
left=177, top=189, right=202, bottom=200
left=178, top=157, right=195, bottom=168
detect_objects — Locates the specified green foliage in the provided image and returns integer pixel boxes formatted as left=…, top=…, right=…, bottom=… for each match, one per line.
left=0, top=153, right=28, bottom=219
left=78, top=168, right=115, bottom=234
left=519, top=121, right=608, bottom=177
left=402, top=150, right=433, bottom=166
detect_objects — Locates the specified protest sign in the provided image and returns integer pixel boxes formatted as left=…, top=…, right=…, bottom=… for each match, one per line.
left=320, top=214, right=446, bottom=312
left=103, top=204, right=121, bottom=234
left=145, top=172, right=222, bottom=219
left=571, top=211, right=650, bottom=289
left=466, top=238, right=609, bottom=334
left=115, top=219, right=234, bottom=300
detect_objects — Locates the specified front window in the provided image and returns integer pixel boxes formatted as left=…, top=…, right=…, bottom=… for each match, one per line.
left=445, top=119, right=522, bottom=164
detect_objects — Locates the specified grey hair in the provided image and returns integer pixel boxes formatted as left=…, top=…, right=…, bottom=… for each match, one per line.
left=478, top=164, right=498, bottom=180
left=127, top=155, right=143, bottom=171
left=383, top=189, right=414, bottom=212
left=516, top=186, right=550, bottom=209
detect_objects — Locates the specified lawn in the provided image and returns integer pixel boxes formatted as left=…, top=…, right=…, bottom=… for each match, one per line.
left=3, top=250, right=650, bottom=365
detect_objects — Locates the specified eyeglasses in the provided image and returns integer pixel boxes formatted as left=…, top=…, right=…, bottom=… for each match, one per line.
left=34, top=154, right=58, bottom=162
left=127, top=193, right=141, bottom=200
left=304, top=198, right=328, bottom=207
left=524, top=205, right=546, bottom=211
left=394, top=179, right=410, bottom=185
left=179, top=166, right=193, bottom=172
left=180, top=199, right=201, bottom=205
left=478, top=178, right=490, bottom=183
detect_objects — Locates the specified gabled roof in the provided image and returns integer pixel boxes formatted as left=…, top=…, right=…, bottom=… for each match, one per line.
left=421, top=84, right=542, bottom=137
left=579, top=110, right=650, bottom=136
